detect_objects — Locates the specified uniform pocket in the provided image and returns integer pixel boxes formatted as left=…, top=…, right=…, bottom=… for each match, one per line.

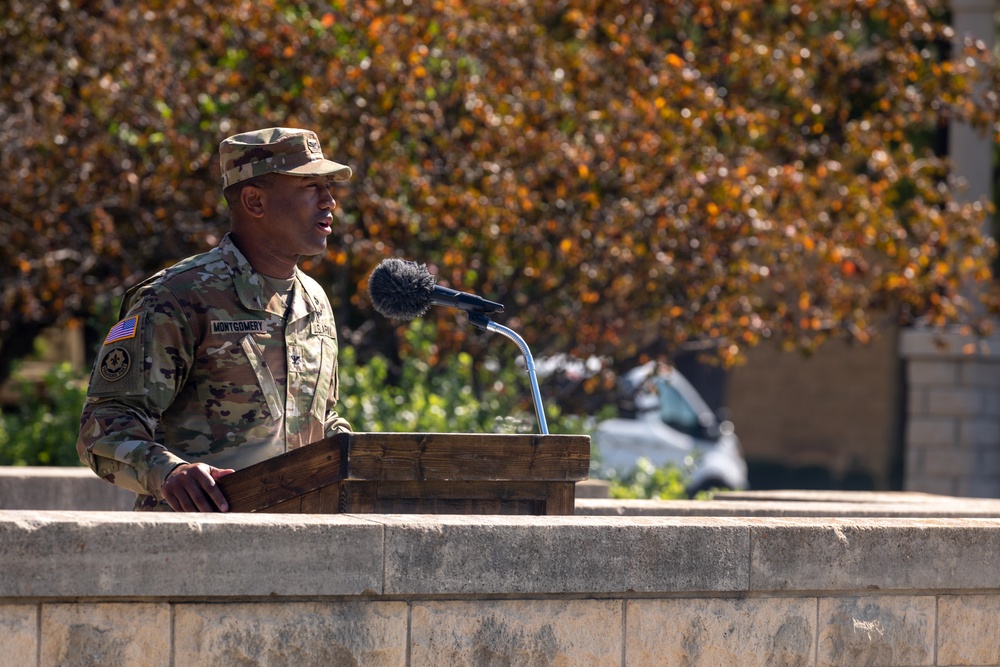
left=241, top=334, right=283, bottom=419
left=310, top=337, right=338, bottom=418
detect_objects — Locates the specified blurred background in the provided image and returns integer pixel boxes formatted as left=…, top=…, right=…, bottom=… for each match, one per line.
left=2, top=0, right=998, bottom=498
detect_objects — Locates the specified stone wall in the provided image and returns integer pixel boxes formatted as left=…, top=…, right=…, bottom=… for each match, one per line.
left=4, top=508, right=1000, bottom=666
left=901, top=329, right=1000, bottom=498
left=725, top=330, right=902, bottom=491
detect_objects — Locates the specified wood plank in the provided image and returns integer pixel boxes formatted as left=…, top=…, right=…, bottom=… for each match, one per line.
left=317, top=485, right=342, bottom=513
left=266, top=496, right=304, bottom=513
left=346, top=433, right=590, bottom=482
left=544, top=482, right=576, bottom=515
left=362, top=480, right=558, bottom=500
left=341, top=480, right=557, bottom=515
left=341, top=480, right=377, bottom=514
left=219, top=433, right=348, bottom=512
left=370, top=496, right=542, bottom=515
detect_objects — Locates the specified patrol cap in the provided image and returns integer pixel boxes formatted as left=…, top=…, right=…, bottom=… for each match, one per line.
left=219, top=127, right=353, bottom=189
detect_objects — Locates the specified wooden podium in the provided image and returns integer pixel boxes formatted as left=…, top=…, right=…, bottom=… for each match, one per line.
left=217, top=432, right=591, bottom=515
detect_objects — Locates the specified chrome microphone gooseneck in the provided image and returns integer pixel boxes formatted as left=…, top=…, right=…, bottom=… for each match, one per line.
left=468, top=313, right=549, bottom=435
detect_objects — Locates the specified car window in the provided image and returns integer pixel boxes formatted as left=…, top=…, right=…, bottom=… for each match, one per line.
left=654, top=377, right=702, bottom=437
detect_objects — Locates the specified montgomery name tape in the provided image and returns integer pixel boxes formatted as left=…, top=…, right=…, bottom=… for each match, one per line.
left=211, top=320, right=267, bottom=334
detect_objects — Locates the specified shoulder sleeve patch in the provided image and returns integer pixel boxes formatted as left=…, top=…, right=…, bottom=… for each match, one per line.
left=88, top=313, right=146, bottom=397
left=104, top=315, right=139, bottom=345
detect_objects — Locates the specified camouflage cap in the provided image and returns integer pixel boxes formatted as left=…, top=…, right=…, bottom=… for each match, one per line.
left=219, top=127, right=353, bottom=189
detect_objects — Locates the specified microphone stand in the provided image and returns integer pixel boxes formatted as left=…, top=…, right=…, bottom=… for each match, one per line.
left=468, top=313, right=549, bottom=435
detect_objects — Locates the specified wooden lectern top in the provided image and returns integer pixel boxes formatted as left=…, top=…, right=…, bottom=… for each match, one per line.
left=217, top=432, right=591, bottom=515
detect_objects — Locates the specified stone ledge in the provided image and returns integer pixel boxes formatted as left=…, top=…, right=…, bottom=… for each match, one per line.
left=4, top=511, right=1000, bottom=600
left=576, top=489, right=1000, bottom=518
left=0, top=466, right=134, bottom=511
left=576, top=498, right=1000, bottom=517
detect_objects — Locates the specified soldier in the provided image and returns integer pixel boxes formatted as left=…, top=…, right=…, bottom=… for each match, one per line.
left=77, top=127, right=353, bottom=511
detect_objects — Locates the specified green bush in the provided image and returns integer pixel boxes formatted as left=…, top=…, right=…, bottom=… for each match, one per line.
left=0, top=362, right=88, bottom=466
left=597, top=457, right=690, bottom=501
left=338, top=319, right=576, bottom=434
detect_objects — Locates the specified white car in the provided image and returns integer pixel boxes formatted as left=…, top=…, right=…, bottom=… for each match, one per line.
left=592, top=361, right=749, bottom=496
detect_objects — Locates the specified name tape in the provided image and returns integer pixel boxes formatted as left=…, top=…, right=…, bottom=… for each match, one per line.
left=211, top=320, right=266, bottom=334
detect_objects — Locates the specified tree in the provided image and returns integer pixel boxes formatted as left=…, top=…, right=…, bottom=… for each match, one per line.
left=2, top=0, right=998, bottom=403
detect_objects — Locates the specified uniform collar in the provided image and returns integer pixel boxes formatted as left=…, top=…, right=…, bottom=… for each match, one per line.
left=218, top=233, right=320, bottom=318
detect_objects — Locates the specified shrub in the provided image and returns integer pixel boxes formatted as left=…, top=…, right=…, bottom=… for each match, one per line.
left=338, top=319, right=567, bottom=434
left=0, top=362, right=87, bottom=466
left=597, top=457, right=690, bottom=501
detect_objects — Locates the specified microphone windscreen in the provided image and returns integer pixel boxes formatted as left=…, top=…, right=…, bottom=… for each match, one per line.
left=367, top=258, right=436, bottom=320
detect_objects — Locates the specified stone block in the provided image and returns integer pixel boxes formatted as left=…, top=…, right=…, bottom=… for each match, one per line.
left=0, top=511, right=384, bottom=598
left=410, top=599, right=621, bottom=666
left=749, top=518, right=1000, bottom=592
left=905, top=445, right=925, bottom=476
left=908, top=386, right=928, bottom=414
left=959, top=418, right=1000, bottom=448
left=908, top=360, right=959, bottom=386
left=40, top=602, right=170, bottom=667
left=905, top=417, right=956, bottom=448
left=625, top=597, right=816, bottom=667
left=976, top=446, right=1000, bottom=475
left=378, top=515, right=750, bottom=595
left=174, top=601, right=407, bottom=667
left=984, top=389, right=1000, bottom=417
left=0, top=604, right=36, bottom=667
left=937, top=594, right=1000, bottom=665
left=922, top=446, right=978, bottom=478
left=960, top=362, right=1000, bottom=387
left=575, top=479, right=610, bottom=499
left=955, top=477, right=1000, bottom=499
left=926, top=387, right=986, bottom=417
left=816, top=596, right=934, bottom=666
left=905, top=476, right=958, bottom=497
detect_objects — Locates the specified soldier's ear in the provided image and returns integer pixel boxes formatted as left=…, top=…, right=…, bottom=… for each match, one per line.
left=240, top=184, right=267, bottom=218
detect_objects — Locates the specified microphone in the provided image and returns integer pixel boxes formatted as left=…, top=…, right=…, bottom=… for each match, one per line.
left=368, top=258, right=505, bottom=320
left=367, top=257, right=546, bottom=433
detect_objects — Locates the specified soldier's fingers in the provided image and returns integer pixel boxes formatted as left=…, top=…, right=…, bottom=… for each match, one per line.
left=186, top=476, right=222, bottom=512
left=200, top=479, right=230, bottom=512
left=188, top=464, right=229, bottom=512
left=163, top=463, right=229, bottom=512
left=164, top=488, right=197, bottom=512
left=190, top=488, right=218, bottom=512
left=163, top=491, right=182, bottom=512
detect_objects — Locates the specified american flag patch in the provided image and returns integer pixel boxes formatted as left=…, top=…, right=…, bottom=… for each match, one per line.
left=103, top=316, right=139, bottom=345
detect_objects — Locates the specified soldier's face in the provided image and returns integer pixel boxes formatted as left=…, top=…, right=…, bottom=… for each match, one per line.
left=262, top=174, right=337, bottom=258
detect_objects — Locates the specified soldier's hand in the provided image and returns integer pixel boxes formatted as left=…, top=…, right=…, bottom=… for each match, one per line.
left=162, top=462, right=235, bottom=512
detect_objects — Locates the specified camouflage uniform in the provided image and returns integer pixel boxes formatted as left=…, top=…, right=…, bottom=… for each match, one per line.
left=76, top=127, right=353, bottom=510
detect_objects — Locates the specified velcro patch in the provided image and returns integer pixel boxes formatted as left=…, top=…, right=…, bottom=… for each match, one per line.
left=311, top=320, right=333, bottom=337
left=104, top=316, right=139, bottom=345
left=99, top=347, right=131, bottom=382
left=211, top=320, right=266, bottom=334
